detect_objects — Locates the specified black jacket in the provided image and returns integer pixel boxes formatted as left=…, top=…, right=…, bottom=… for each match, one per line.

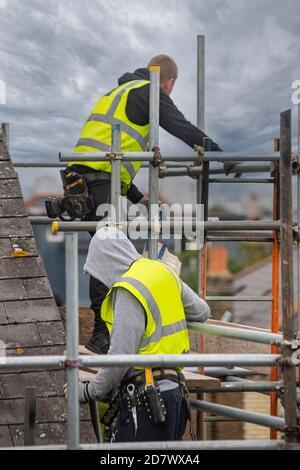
left=74, top=68, right=222, bottom=204
left=119, top=68, right=222, bottom=152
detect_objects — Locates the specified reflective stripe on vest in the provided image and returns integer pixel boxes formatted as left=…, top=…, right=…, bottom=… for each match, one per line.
left=68, top=80, right=150, bottom=194
left=100, top=258, right=190, bottom=368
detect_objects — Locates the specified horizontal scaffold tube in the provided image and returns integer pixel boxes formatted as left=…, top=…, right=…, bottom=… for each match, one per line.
left=190, top=399, right=285, bottom=431
left=194, top=381, right=282, bottom=393
left=0, top=440, right=283, bottom=451
left=188, top=367, right=264, bottom=377
left=0, top=353, right=281, bottom=370
left=49, top=219, right=281, bottom=233
left=159, top=163, right=274, bottom=178
left=60, top=151, right=280, bottom=163
left=187, top=321, right=282, bottom=345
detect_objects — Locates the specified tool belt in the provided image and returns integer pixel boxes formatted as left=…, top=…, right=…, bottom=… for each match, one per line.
left=122, top=367, right=183, bottom=389
left=101, top=367, right=195, bottom=440
left=68, top=165, right=111, bottom=183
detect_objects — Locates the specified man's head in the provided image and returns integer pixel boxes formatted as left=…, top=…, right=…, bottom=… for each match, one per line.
left=84, top=227, right=142, bottom=289
left=147, top=54, right=178, bottom=96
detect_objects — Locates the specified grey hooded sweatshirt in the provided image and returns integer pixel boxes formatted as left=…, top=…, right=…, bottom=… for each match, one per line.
left=83, top=227, right=210, bottom=401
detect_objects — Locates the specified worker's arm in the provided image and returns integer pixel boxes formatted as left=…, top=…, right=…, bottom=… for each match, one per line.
left=180, top=280, right=210, bottom=323
left=81, top=287, right=145, bottom=402
left=159, top=91, right=222, bottom=151
left=127, top=182, right=144, bottom=203
left=126, top=85, right=222, bottom=151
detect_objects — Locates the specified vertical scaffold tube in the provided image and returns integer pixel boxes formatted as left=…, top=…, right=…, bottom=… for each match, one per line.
left=280, top=109, right=299, bottom=444
left=65, top=232, right=80, bottom=449
left=148, top=66, right=160, bottom=259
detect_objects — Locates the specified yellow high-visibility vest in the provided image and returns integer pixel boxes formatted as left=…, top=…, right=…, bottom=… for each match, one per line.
left=68, top=80, right=150, bottom=195
left=100, top=258, right=190, bottom=370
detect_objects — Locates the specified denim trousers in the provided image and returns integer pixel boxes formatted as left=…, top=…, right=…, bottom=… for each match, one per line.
left=115, top=386, right=188, bottom=442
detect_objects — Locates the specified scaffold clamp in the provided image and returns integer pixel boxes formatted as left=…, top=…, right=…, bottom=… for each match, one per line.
left=291, top=348, right=300, bottom=365
left=106, top=151, right=123, bottom=161
left=64, top=358, right=83, bottom=369
left=193, top=145, right=204, bottom=166
left=152, top=146, right=161, bottom=167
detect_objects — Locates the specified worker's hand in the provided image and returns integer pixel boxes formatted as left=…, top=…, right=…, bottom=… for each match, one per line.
left=63, top=382, right=89, bottom=403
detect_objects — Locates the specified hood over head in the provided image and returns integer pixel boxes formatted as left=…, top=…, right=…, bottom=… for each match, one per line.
left=84, top=227, right=142, bottom=289
left=118, top=68, right=150, bottom=86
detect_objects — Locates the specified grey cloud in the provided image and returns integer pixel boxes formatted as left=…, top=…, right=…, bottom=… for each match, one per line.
left=0, top=0, right=299, bottom=203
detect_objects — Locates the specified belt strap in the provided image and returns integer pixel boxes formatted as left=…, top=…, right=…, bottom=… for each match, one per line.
left=83, top=172, right=111, bottom=183
left=122, top=368, right=182, bottom=387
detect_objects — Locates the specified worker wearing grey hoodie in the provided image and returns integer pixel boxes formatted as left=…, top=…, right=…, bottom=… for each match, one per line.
left=79, top=226, right=210, bottom=442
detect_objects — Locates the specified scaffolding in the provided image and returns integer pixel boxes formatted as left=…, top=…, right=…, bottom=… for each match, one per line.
left=1, top=35, right=300, bottom=450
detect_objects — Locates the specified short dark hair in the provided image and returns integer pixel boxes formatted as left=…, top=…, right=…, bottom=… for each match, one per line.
left=147, top=55, right=178, bottom=81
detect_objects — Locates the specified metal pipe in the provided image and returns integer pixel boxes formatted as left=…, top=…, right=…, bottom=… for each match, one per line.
left=297, top=102, right=300, bottom=332
left=187, top=321, right=282, bottom=345
left=280, top=109, right=299, bottom=443
left=0, top=440, right=283, bottom=450
left=205, top=295, right=273, bottom=301
left=51, top=220, right=282, bottom=233
left=208, top=178, right=274, bottom=184
left=223, top=375, right=282, bottom=395
left=159, top=163, right=273, bottom=178
left=148, top=66, right=160, bottom=259
left=197, top=34, right=205, bottom=130
left=196, top=33, right=206, bottom=441
left=65, top=233, right=80, bottom=449
left=0, top=353, right=281, bottom=370
left=207, top=235, right=274, bottom=242
left=190, top=399, right=285, bottom=431
left=202, top=367, right=262, bottom=377
left=88, top=400, right=102, bottom=443
left=110, top=124, right=121, bottom=225
left=14, top=162, right=66, bottom=168
left=270, top=160, right=280, bottom=439
left=60, top=152, right=280, bottom=163
left=193, top=381, right=281, bottom=393
left=202, top=367, right=263, bottom=377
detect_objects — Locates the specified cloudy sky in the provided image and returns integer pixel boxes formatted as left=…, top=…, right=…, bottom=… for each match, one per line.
left=0, top=0, right=299, bottom=201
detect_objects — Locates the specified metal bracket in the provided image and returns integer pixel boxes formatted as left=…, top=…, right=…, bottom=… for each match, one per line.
left=281, top=339, right=300, bottom=350
left=106, top=152, right=123, bottom=161
left=152, top=146, right=161, bottom=167
left=291, top=349, right=300, bottom=365
left=64, top=358, right=83, bottom=368
left=193, top=145, right=204, bottom=167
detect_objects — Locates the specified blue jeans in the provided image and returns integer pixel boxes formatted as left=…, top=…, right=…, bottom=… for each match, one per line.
left=115, top=386, right=188, bottom=442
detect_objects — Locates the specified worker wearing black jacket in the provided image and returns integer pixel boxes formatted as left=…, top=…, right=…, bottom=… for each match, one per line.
left=68, top=55, right=222, bottom=355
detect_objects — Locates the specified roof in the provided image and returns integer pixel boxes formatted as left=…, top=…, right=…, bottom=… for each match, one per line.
left=233, top=250, right=299, bottom=330
left=0, top=125, right=93, bottom=446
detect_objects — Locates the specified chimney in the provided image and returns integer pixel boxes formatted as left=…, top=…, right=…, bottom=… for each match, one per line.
left=208, top=246, right=230, bottom=278
left=249, top=194, right=261, bottom=220
left=206, top=245, right=233, bottom=321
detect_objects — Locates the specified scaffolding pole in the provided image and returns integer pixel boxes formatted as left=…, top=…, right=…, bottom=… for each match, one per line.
left=65, top=232, right=80, bottom=449
left=60, top=152, right=280, bottom=163
left=50, top=219, right=282, bottom=233
left=110, top=124, right=121, bottom=225
left=148, top=66, right=160, bottom=259
left=196, top=34, right=206, bottom=440
left=2, top=441, right=284, bottom=451
left=0, top=353, right=281, bottom=370
left=280, top=109, right=300, bottom=444
left=190, top=399, right=285, bottom=430
left=296, top=103, right=300, bottom=332
left=187, top=321, right=282, bottom=345
left=270, top=160, right=280, bottom=439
